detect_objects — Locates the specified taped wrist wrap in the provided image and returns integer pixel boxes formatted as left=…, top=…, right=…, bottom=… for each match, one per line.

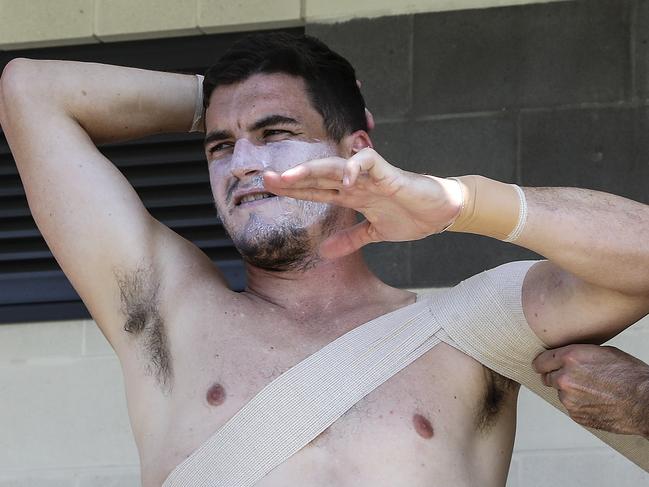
left=448, top=175, right=527, bottom=242
left=190, top=74, right=204, bottom=133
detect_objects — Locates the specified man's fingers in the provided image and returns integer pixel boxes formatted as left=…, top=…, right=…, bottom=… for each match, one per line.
left=273, top=151, right=396, bottom=192
left=269, top=188, right=340, bottom=204
left=542, top=369, right=563, bottom=389
left=533, top=347, right=570, bottom=374
left=279, top=157, right=345, bottom=183
left=343, top=148, right=394, bottom=187
left=264, top=160, right=345, bottom=191
left=262, top=170, right=282, bottom=188
left=271, top=176, right=343, bottom=191
left=319, top=220, right=376, bottom=259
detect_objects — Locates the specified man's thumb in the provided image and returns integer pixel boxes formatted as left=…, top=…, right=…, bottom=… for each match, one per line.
left=319, top=220, right=376, bottom=259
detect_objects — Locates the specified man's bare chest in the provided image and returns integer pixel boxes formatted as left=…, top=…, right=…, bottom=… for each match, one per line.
left=143, top=329, right=507, bottom=485
left=122, top=294, right=515, bottom=486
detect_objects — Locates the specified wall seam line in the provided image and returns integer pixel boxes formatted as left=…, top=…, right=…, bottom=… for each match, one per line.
left=630, top=0, right=638, bottom=103
left=515, top=111, right=522, bottom=185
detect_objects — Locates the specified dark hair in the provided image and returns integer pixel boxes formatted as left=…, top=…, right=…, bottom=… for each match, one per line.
left=203, top=32, right=367, bottom=141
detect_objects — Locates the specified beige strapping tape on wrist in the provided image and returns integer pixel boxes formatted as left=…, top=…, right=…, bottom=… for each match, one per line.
left=190, top=74, right=204, bottom=133
left=163, top=261, right=648, bottom=486
left=447, top=175, right=527, bottom=242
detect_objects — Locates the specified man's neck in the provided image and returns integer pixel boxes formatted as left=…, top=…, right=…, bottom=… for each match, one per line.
left=243, top=252, right=406, bottom=324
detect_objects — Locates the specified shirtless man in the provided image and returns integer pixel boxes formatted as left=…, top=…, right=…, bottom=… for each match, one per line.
left=1, top=33, right=648, bottom=486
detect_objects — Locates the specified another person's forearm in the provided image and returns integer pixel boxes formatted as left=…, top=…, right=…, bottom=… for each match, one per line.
left=615, top=362, right=649, bottom=438
left=637, top=376, right=649, bottom=438
left=0, top=58, right=199, bottom=143
left=534, top=345, right=649, bottom=437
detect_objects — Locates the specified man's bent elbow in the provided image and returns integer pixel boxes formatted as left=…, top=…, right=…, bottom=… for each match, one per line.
left=1, top=58, right=33, bottom=95
left=0, top=58, right=40, bottom=120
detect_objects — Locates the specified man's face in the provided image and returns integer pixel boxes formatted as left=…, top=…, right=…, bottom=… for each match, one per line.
left=204, top=73, right=344, bottom=271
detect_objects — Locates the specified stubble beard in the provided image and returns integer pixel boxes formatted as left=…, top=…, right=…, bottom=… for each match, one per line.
left=222, top=199, right=341, bottom=272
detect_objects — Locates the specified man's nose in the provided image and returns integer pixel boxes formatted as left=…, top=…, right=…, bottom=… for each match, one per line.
left=230, top=139, right=267, bottom=179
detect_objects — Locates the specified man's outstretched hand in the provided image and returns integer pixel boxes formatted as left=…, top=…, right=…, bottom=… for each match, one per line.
left=533, top=344, right=649, bottom=437
left=263, top=148, right=462, bottom=259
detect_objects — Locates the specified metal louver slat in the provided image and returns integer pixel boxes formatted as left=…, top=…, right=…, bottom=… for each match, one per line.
left=149, top=204, right=221, bottom=227
left=138, top=185, right=215, bottom=207
left=0, top=195, right=30, bottom=218
left=102, top=137, right=206, bottom=168
left=0, top=158, right=17, bottom=176
left=0, top=216, right=40, bottom=239
left=122, top=161, right=208, bottom=187
left=0, top=236, right=51, bottom=261
left=0, top=175, right=23, bottom=197
left=1, top=257, right=62, bottom=275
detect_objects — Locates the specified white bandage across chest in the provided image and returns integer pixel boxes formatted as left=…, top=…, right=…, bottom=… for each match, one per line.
left=163, top=261, right=649, bottom=486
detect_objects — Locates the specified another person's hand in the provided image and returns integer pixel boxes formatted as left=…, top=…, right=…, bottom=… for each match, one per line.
left=263, top=148, right=461, bottom=259
left=533, top=344, right=649, bottom=437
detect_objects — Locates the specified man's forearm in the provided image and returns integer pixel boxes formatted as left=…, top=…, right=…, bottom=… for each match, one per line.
left=0, top=58, right=198, bottom=144
left=515, top=187, right=649, bottom=296
left=447, top=176, right=649, bottom=297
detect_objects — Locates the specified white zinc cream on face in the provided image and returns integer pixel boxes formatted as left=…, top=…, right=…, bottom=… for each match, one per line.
left=209, top=138, right=342, bottom=228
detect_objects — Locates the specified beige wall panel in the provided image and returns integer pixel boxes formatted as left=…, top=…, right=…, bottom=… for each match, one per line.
left=516, top=450, right=649, bottom=486
left=0, top=356, right=138, bottom=469
left=506, top=458, right=520, bottom=487
left=0, top=320, right=83, bottom=362
left=0, top=468, right=141, bottom=487
left=198, top=0, right=303, bottom=34
left=76, top=468, right=141, bottom=487
left=0, top=0, right=96, bottom=50
left=83, top=320, right=116, bottom=356
left=95, top=0, right=201, bottom=42
left=305, top=0, right=570, bottom=22
left=0, top=474, right=74, bottom=487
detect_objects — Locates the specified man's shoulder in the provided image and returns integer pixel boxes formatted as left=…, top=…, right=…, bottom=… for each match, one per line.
left=415, top=260, right=543, bottom=310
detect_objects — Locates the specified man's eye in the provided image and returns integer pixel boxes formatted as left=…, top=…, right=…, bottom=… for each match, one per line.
left=263, top=129, right=293, bottom=138
left=207, top=142, right=234, bottom=155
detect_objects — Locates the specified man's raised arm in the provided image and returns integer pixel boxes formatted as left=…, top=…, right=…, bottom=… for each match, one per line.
left=0, top=59, right=214, bottom=347
left=263, top=149, right=649, bottom=346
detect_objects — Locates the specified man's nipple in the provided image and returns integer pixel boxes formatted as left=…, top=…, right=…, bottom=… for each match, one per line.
left=412, top=413, right=434, bottom=439
left=206, top=383, right=227, bottom=407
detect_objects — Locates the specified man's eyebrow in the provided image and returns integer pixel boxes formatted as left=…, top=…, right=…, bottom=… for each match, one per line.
left=204, top=129, right=232, bottom=147
left=249, top=115, right=300, bottom=132
left=203, top=115, right=300, bottom=147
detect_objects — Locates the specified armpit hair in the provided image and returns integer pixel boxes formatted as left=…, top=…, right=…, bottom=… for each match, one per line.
left=476, top=367, right=518, bottom=433
left=115, top=264, right=173, bottom=394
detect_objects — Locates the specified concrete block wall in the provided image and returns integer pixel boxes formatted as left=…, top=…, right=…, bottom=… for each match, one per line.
left=0, top=0, right=567, bottom=50
left=307, top=0, right=649, bottom=289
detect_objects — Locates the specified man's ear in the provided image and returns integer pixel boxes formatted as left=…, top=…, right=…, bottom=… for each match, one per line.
left=341, top=130, right=373, bottom=157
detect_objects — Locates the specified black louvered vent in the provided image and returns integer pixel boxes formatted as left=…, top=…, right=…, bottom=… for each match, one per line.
left=0, top=27, right=304, bottom=324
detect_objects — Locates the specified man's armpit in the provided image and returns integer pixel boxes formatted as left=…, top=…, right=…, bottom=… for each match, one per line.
left=115, top=263, right=173, bottom=394
left=475, top=367, right=519, bottom=434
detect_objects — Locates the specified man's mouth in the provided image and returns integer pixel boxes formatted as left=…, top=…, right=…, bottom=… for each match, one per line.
left=236, top=192, right=277, bottom=206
